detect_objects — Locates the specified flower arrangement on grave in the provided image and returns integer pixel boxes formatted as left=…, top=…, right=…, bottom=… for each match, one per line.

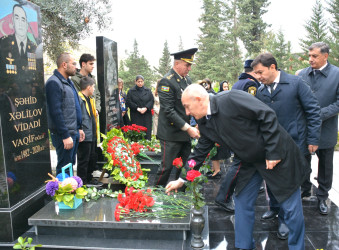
left=121, top=124, right=147, bottom=142
left=101, top=128, right=148, bottom=189
left=173, top=158, right=208, bottom=210
left=45, top=173, right=88, bottom=208
left=139, top=136, right=161, bottom=153
left=113, top=187, right=191, bottom=221
left=120, top=124, right=161, bottom=153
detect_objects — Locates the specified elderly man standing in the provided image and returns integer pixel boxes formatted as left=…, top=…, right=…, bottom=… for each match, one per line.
left=166, top=84, right=309, bottom=250
left=155, top=48, right=200, bottom=187
left=298, top=42, right=339, bottom=215
left=45, top=53, right=85, bottom=175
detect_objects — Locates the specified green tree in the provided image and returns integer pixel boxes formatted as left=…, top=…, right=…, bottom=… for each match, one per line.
left=299, top=0, right=328, bottom=53
left=237, top=0, right=271, bottom=57
left=220, top=0, right=243, bottom=85
left=31, top=0, right=112, bottom=61
left=155, top=40, right=172, bottom=78
left=327, top=0, right=339, bottom=66
left=118, top=39, right=155, bottom=89
left=191, top=0, right=230, bottom=83
left=262, top=30, right=309, bottom=74
left=263, top=30, right=293, bottom=72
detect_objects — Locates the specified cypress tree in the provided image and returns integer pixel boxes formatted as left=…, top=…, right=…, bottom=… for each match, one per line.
left=327, top=0, right=339, bottom=66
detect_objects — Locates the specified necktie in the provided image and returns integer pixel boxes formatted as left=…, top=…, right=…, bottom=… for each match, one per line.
left=20, top=42, right=25, bottom=58
left=267, top=82, right=276, bottom=94
left=206, top=115, right=211, bottom=120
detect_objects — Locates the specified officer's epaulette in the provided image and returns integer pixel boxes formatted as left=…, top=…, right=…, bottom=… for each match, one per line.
left=167, top=74, right=174, bottom=80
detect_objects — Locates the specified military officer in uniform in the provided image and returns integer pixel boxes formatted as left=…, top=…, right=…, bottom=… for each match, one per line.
left=155, top=48, right=200, bottom=187
left=0, top=4, right=37, bottom=95
left=232, top=59, right=260, bottom=94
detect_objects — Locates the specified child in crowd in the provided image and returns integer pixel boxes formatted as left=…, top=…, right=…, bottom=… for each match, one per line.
left=77, top=76, right=101, bottom=186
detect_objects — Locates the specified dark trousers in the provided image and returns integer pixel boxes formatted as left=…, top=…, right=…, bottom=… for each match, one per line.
left=316, top=147, right=334, bottom=200
left=155, top=140, right=191, bottom=187
left=77, top=140, right=97, bottom=183
left=51, top=132, right=79, bottom=175
left=215, top=157, right=241, bottom=202
left=300, top=154, right=312, bottom=193
left=234, top=171, right=305, bottom=250
left=268, top=153, right=312, bottom=212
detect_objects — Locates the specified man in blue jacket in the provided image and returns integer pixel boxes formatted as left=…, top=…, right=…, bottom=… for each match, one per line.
left=254, top=52, right=321, bottom=239
left=298, top=42, right=339, bottom=215
left=46, top=53, right=85, bottom=175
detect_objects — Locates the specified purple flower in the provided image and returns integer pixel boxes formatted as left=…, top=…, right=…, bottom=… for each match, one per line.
left=46, top=181, right=59, bottom=196
left=72, top=176, right=83, bottom=188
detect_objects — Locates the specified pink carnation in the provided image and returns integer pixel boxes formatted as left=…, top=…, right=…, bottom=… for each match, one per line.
left=188, top=159, right=196, bottom=168
left=60, top=177, right=78, bottom=191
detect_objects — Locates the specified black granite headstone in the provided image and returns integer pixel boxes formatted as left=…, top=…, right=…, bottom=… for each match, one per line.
left=96, top=36, right=121, bottom=134
left=0, top=1, right=51, bottom=242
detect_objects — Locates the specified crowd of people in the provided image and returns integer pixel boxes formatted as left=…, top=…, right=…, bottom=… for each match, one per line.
left=44, top=41, right=339, bottom=250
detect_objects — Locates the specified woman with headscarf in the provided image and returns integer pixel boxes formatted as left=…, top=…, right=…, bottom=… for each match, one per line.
left=219, top=80, right=229, bottom=92
left=126, top=75, right=154, bottom=140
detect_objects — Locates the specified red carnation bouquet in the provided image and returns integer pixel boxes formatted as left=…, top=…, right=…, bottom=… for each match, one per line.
left=115, top=186, right=155, bottom=221
left=121, top=124, right=147, bottom=142
left=172, top=158, right=207, bottom=209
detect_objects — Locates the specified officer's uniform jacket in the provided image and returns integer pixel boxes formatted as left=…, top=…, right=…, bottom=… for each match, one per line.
left=0, top=34, right=37, bottom=78
left=156, top=68, right=191, bottom=141
left=232, top=72, right=260, bottom=96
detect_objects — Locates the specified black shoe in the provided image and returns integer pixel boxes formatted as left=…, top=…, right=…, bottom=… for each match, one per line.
left=207, top=171, right=222, bottom=179
left=301, top=190, right=311, bottom=199
left=258, top=185, right=265, bottom=193
left=261, top=210, right=278, bottom=220
left=318, top=200, right=328, bottom=215
left=277, top=221, right=289, bottom=240
left=215, top=200, right=235, bottom=213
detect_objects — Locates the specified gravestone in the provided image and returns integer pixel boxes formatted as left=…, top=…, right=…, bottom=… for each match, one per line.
left=96, top=36, right=121, bottom=135
left=0, top=0, right=51, bottom=242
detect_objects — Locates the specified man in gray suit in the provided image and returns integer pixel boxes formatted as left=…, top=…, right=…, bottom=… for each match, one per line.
left=299, top=42, right=339, bottom=215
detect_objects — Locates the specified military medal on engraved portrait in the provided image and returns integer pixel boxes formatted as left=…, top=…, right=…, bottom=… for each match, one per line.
left=6, top=52, right=17, bottom=74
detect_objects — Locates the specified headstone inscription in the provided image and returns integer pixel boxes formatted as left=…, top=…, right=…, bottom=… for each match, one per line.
left=0, top=0, right=51, bottom=242
left=96, top=36, right=121, bottom=135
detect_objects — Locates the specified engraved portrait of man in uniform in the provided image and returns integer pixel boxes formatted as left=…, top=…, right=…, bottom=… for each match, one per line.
left=0, top=1, right=40, bottom=94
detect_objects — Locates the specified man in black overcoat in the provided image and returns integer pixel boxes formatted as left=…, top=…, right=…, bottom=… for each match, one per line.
left=166, top=84, right=308, bottom=250
left=155, top=48, right=200, bottom=186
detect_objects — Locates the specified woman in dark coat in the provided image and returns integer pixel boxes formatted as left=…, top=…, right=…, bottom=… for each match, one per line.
left=126, top=75, right=154, bottom=140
